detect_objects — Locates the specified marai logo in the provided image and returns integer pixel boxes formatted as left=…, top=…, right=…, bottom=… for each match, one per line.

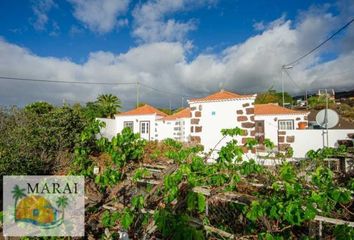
left=12, top=184, right=70, bottom=228
left=3, top=176, right=85, bottom=237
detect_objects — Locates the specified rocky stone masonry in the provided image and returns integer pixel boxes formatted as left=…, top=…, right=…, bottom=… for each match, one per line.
left=191, top=118, right=200, bottom=124
left=237, top=116, right=248, bottom=121
left=190, top=104, right=203, bottom=143
left=278, top=130, right=295, bottom=152
left=190, top=136, right=201, bottom=143
left=236, top=101, right=256, bottom=152
left=195, top=126, right=202, bottom=132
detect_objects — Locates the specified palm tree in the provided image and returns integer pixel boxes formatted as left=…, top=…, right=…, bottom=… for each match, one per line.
left=96, top=94, right=121, bottom=118
left=12, top=185, right=26, bottom=207
left=56, top=196, right=69, bottom=220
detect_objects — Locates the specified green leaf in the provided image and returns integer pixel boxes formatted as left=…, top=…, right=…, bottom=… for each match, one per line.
left=197, top=194, right=206, bottom=213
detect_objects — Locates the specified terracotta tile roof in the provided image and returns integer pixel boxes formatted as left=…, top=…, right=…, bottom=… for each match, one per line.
left=118, top=104, right=168, bottom=116
left=255, top=104, right=309, bottom=115
left=189, top=90, right=254, bottom=102
left=160, top=108, right=191, bottom=121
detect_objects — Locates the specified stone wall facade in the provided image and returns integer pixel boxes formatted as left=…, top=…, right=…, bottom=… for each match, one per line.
left=278, top=130, right=295, bottom=152
left=190, top=105, right=203, bottom=144
left=236, top=102, right=256, bottom=153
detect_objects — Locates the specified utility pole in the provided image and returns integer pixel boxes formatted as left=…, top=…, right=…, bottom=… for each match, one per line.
left=136, top=81, right=140, bottom=108
left=281, top=65, right=293, bottom=107
left=281, top=69, right=285, bottom=107
left=181, top=96, right=184, bottom=108
left=325, top=89, right=329, bottom=147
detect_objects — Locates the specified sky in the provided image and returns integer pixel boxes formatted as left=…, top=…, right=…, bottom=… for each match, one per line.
left=0, top=0, right=353, bottom=110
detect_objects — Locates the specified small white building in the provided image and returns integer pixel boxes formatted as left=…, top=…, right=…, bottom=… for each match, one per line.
left=156, top=108, right=191, bottom=142
left=114, top=104, right=167, bottom=141
left=188, top=90, right=257, bottom=153
left=254, top=103, right=309, bottom=147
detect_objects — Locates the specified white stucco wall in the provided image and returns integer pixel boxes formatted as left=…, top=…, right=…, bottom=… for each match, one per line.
left=156, top=119, right=175, bottom=141
left=287, top=129, right=354, bottom=158
left=114, top=114, right=162, bottom=141
left=180, top=117, right=191, bottom=142
left=96, top=118, right=117, bottom=139
left=156, top=117, right=191, bottom=142
left=254, top=114, right=308, bottom=145
left=190, top=98, right=255, bottom=152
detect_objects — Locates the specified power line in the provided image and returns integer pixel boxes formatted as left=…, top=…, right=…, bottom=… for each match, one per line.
left=283, top=69, right=305, bottom=92
left=0, top=75, right=193, bottom=97
left=0, top=76, right=136, bottom=85
left=140, top=83, right=192, bottom=98
left=284, top=17, right=354, bottom=67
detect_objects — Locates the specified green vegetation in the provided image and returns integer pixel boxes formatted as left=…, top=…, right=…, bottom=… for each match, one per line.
left=307, top=95, right=336, bottom=109
left=75, top=123, right=352, bottom=239
left=0, top=94, right=121, bottom=177
left=255, top=89, right=293, bottom=105
left=1, top=95, right=353, bottom=239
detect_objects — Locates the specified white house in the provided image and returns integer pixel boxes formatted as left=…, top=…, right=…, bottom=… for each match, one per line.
left=254, top=103, right=309, bottom=148
left=114, top=104, right=167, bottom=141
left=98, top=90, right=353, bottom=159
left=156, top=108, right=191, bottom=142
left=188, top=90, right=257, bottom=153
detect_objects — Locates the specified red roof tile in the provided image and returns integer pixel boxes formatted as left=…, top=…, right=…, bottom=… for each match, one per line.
left=189, top=90, right=254, bottom=102
left=118, top=104, right=168, bottom=116
left=255, top=104, right=308, bottom=115
left=160, top=108, right=191, bottom=120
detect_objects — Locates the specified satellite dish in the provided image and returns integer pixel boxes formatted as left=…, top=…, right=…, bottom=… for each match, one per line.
left=316, top=109, right=339, bottom=129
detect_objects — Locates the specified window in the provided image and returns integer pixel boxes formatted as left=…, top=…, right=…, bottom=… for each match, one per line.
left=278, top=120, right=294, bottom=130
left=32, top=209, right=39, bottom=217
left=211, top=111, right=216, bottom=116
left=141, top=122, right=149, bottom=134
left=123, top=121, right=134, bottom=131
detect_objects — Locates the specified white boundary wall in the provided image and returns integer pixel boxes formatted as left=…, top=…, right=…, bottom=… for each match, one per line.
left=288, top=129, right=353, bottom=158
left=96, top=118, right=117, bottom=139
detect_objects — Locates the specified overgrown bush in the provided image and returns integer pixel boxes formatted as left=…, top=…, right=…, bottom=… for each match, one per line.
left=0, top=105, right=86, bottom=176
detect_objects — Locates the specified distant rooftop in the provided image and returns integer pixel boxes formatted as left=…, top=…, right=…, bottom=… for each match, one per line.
left=189, top=90, right=255, bottom=103
left=160, top=108, right=191, bottom=120
left=255, top=103, right=309, bottom=115
left=117, top=104, right=167, bottom=116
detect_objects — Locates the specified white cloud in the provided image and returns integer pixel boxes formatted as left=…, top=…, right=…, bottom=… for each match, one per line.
left=132, top=0, right=216, bottom=42
left=68, top=0, right=130, bottom=34
left=31, top=0, right=56, bottom=31
left=253, top=14, right=287, bottom=32
left=1, top=3, right=353, bottom=109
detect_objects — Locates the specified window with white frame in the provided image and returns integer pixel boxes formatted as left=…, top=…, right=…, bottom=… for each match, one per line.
left=278, top=120, right=294, bottom=130
left=123, top=121, right=134, bottom=131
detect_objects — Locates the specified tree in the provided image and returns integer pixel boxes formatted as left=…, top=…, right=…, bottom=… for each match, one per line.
left=255, top=89, right=293, bottom=106
left=56, top=195, right=69, bottom=219
left=96, top=94, right=121, bottom=118
left=24, top=101, right=54, bottom=115
left=308, top=95, right=335, bottom=109
left=158, top=108, right=173, bottom=115
left=11, top=185, right=26, bottom=208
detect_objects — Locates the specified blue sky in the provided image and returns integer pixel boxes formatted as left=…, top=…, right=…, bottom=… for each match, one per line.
left=0, top=0, right=338, bottom=62
left=0, top=0, right=353, bottom=108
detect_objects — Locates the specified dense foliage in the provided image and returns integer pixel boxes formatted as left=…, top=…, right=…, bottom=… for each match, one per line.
left=255, top=89, right=293, bottom=106
left=1, top=96, right=353, bottom=239
left=0, top=94, right=122, bottom=177
left=0, top=104, right=86, bottom=176
left=70, top=121, right=353, bottom=239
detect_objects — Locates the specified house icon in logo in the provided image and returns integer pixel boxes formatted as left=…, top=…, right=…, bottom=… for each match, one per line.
left=12, top=185, right=68, bottom=228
